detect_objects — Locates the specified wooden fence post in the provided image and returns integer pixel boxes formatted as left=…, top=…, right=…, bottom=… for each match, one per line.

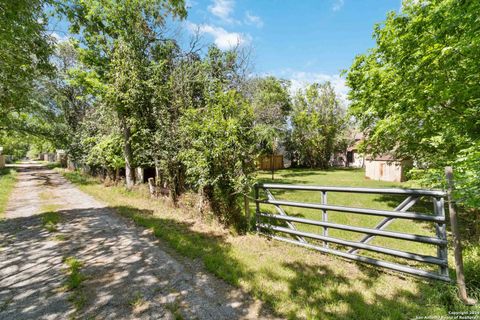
left=148, top=177, right=156, bottom=198
left=244, top=194, right=251, bottom=230
left=445, top=166, right=477, bottom=305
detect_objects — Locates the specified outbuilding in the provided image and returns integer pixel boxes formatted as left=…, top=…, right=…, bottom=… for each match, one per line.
left=365, top=155, right=412, bottom=182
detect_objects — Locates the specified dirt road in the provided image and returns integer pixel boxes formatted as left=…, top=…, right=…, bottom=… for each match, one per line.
left=0, top=163, right=275, bottom=320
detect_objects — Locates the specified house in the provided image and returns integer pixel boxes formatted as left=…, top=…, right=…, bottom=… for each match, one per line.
left=365, top=155, right=412, bottom=182
left=346, top=132, right=365, bottom=168
left=332, top=132, right=365, bottom=168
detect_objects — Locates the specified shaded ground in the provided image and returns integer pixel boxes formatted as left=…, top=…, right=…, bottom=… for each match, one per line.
left=0, top=163, right=276, bottom=320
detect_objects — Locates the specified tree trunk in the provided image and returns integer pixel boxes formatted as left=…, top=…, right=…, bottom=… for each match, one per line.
left=148, top=177, right=157, bottom=198
left=198, top=185, right=214, bottom=214
left=271, top=153, right=275, bottom=180
left=120, top=115, right=135, bottom=190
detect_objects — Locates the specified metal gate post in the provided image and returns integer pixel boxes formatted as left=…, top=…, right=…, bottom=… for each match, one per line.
left=321, top=191, right=328, bottom=248
left=445, top=167, right=477, bottom=305
left=254, top=184, right=260, bottom=233
left=433, top=197, right=449, bottom=277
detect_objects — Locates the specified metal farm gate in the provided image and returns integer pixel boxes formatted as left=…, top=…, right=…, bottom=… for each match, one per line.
left=254, top=183, right=450, bottom=281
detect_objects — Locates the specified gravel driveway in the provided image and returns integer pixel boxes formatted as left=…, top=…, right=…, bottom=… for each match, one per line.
left=0, top=163, right=277, bottom=320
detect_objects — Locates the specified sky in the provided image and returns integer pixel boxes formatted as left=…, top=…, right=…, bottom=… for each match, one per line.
left=49, top=0, right=401, bottom=101
left=183, top=0, right=401, bottom=99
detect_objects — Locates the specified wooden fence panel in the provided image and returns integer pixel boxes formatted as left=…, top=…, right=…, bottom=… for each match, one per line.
left=257, top=155, right=284, bottom=170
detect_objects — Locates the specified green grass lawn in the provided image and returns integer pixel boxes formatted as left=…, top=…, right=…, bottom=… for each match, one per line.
left=60, top=168, right=479, bottom=319
left=0, top=167, right=17, bottom=218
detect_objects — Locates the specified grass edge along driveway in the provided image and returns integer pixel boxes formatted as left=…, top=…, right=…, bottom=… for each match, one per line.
left=0, top=167, right=17, bottom=218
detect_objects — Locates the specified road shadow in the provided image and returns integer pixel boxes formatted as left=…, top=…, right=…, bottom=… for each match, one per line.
left=0, top=206, right=276, bottom=320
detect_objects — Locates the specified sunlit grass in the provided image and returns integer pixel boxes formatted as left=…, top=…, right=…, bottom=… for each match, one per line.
left=0, top=168, right=17, bottom=218
left=63, top=256, right=87, bottom=313
left=61, top=168, right=479, bottom=319
left=41, top=204, right=61, bottom=232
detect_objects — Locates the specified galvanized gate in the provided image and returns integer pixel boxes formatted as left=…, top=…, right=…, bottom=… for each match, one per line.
left=254, top=183, right=450, bottom=282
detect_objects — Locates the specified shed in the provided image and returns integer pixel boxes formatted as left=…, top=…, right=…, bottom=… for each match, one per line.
left=365, top=155, right=412, bottom=182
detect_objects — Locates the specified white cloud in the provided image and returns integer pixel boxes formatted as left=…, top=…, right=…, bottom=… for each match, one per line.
left=276, top=70, right=349, bottom=103
left=50, top=32, right=69, bottom=43
left=208, top=0, right=235, bottom=23
left=187, top=22, right=251, bottom=50
left=185, top=0, right=198, bottom=8
left=244, top=11, right=263, bottom=28
left=332, top=0, right=345, bottom=12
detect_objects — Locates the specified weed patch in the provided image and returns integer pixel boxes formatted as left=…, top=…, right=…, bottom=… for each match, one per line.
left=41, top=206, right=61, bottom=232
left=63, top=256, right=87, bottom=315
left=0, top=168, right=17, bottom=218
left=165, top=301, right=184, bottom=320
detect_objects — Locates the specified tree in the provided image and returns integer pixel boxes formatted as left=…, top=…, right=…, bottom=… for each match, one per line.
left=180, top=89, right=256, bottom=231
left=0, top=0, right=53, bottom=130
left=346, top=0, right=480, bottom=207
left=148, top=41, right=195, bottom=203
left=86, top=134, right=125, bottom=181
left=172, top=46, right=258, bottom=230
left=60, top=0, right=187, bottom=189
left=46, top=41, right=91, bottom=160
left=288, top=82, right=345, bottom=169
left=249, top=76, right=291, bottom=179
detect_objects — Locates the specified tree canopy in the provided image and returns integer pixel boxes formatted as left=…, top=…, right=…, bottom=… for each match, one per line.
left=1, top=0, right=353, bottom=229
left=346, top=0, right=480, bottom=207
left=288, top=82, right=345, bottom=169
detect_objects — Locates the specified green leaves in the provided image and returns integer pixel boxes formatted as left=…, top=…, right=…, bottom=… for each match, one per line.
left=289, top=82, right=345, bottom=169
left=86, top=134, right=125, bottom=170
left=0, top=0, right=54, bottom=133
left=180, top=89, right=256, bottom=195
left=346, top=0, right=480, bottom=207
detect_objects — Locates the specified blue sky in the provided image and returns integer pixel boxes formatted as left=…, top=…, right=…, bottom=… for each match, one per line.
left=184, top=0, right=400, bottom=99
left=49, top=0, right=401, bottom=100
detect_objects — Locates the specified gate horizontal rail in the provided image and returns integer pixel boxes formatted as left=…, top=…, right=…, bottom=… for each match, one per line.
left=262, top=233, right=450, bottom=282
left=260, top=183, right=446, bottom=196
left=257, top=223, right=446, bottom=265
left=254, top=183, right=450, bottom=282
left=258, top=199, right=445, bottom=222
left=256, top=212, right=446, bottom=245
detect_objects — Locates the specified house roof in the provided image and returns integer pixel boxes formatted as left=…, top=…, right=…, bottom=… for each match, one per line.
left=366, top=154, right=396, bottom=161
left=353, top=132, right=364, bottom=140
left=366, top=154, right=414, bottom=162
